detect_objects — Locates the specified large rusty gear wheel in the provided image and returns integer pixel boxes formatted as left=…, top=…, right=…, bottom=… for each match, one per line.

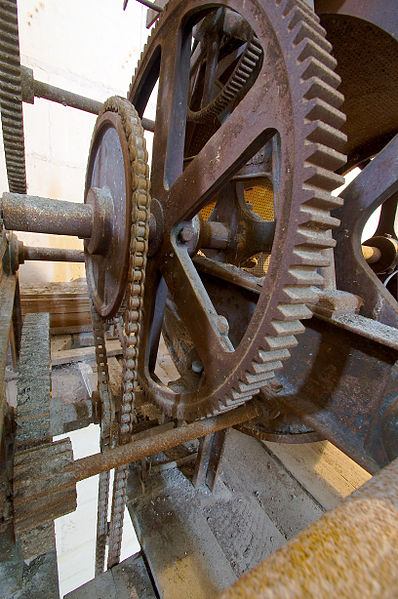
left=128, top=0, right=346, bottom=421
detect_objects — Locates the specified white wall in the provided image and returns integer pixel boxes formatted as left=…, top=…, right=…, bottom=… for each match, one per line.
left=0, top=0, right=151, bottom=283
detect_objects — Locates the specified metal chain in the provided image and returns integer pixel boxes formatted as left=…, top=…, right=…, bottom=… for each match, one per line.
left=90, top=299, right=113, bottom=575
left=87, top=96, right=150, bottom=569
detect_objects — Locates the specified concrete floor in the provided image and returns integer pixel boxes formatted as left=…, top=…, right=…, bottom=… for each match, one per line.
left=49, top=345, right=370, bottom=599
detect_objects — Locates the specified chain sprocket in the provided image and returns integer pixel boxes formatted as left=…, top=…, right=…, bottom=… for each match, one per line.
left=87, top=96, right=150, bottom=569
left=128, top=0, right=347, bottom=422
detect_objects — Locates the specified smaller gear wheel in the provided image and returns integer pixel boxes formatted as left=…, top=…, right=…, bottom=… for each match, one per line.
left=85, top=96, right=151, bottom=569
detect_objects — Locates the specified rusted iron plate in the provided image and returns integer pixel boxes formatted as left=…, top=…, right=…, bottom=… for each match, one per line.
left=277, top=316, right=398, bottom=472
left=316, top=0, right=398, bottom=171
left=85, top=111, right=132, bottom=318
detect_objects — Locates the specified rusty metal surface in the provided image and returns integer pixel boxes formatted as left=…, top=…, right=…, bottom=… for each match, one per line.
left=276, top=314, right=398, bottom=473
left=73, top=401, right=259, bottom=482
left=20, top=65, right=155, bottom=132
left=334, top=134, right=398, bottom=328
left=0, top=271, right=16, bottom=444
left=84, top=108, right=135, bottom=319
left=217, top=456, right=398, bottom=599
left=0, top=0, right=26, bottom=193
left=192, top=429, right=227, bottom=490
left=316, top=0, right=398, bottom=172
left=128, top=0, right=346, bottom=421
left=20, top=245, right=84, bottom=263
left=15, top=313, right=51, bottom=449
left=13, top=439, right=76, bottom=558
left=1, top=192, right=94, bottom=238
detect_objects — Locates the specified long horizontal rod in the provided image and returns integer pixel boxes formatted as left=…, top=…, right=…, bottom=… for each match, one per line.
left=21, top=245, right=84, bottom=263
left=21, top=66, right=155, bottom=132
left=73, top=402, right=259, bottom=482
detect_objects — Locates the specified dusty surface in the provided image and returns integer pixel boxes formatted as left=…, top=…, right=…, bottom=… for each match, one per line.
left=126, top=429, right=327, bottom=599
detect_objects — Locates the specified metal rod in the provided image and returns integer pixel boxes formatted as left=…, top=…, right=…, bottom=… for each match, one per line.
left=21, top=65, right=155, bottom=132
left=33, top=78, right=102, bottom=115
left=362, top=245, right=382, bottom=264
left=21, top=245, right=84, bottom=263
left=73, top=402, right=259, bottom=482
left=133, top=0, right=163, bottom=12
left=1, top=193, right=93, bottom=239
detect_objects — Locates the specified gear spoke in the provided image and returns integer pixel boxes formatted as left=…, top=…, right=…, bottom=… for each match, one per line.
left=164, top=85, right=279, bottom=230
left=162, top=241, right=233, bottom=367
left=129, top=0, right=346, bottom=420
left=151, top=26, right=192, bottom=198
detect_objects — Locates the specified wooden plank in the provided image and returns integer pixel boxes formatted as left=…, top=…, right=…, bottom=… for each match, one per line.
left=263, top=440, right=372, bottom=510
left=20, top=281, right=91, bottom=333
left=51, top=339, right=122, bottom=366
left=51, top=323, right=92, bottom=335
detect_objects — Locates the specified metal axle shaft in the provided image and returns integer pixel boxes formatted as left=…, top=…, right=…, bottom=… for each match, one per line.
left=73, top=402, right=259, bottom=482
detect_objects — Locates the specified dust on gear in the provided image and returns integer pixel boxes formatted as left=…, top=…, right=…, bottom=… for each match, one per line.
left=127, top=0, right=347, bottom=422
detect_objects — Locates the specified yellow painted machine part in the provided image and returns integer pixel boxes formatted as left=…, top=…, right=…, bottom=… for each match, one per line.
left=200, top=178, right=274, bottom=221
left=217, top=457, right=398, bottom=599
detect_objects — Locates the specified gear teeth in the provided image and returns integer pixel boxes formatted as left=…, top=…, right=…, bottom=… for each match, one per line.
left=271, top=319, right=305, bottom=336
left=304, top=142, right=346, bottom=172
left=288, top=264, right=325, bottom=284
left=252, top=359, right=284, bottom=375
left=300, top=56, right=341, bottom=90
left=0, top=0, right=26, bottom=193
left=291, top=20, right=331, bottom=53
left=305, top=120, right=347, bottom=151
left=289, top=0, right=321, bottom=22
left=283, top=285, right=318, bottom=304
left=293, top=247, right=330, bottom=267
left=297, top=38, right=337, bottom=71
left=304, top=163, right=345, bottom=191
left=300, top=205, right=340, bottom=229
left=238, top=378, right=268, bottom=393
left=258, top=347, right=291, bottom=362
left=265, top=335, right=298, bottom=351
left=288, top=7, right=326, bottom=40
left=277, top=303, right=313, bottom=321
left=231, top=388, right=259, bottom=401
left=302, top=185, right=344, bottom=210
left=296, top=226, right=336, bottom=249
left=303, top=77, right=344, bottom=109
left=305, top=98, right=346, bottom=130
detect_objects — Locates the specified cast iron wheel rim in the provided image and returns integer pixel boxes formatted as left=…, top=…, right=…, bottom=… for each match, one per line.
left=128, top=0, right=347, bottom=421
left=84, top=111, right=132, bottom=318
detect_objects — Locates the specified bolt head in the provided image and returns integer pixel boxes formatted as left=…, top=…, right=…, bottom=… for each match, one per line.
left=179, top=226, right=194, bottom=243
left=191, top=360, right=203, bottom=374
